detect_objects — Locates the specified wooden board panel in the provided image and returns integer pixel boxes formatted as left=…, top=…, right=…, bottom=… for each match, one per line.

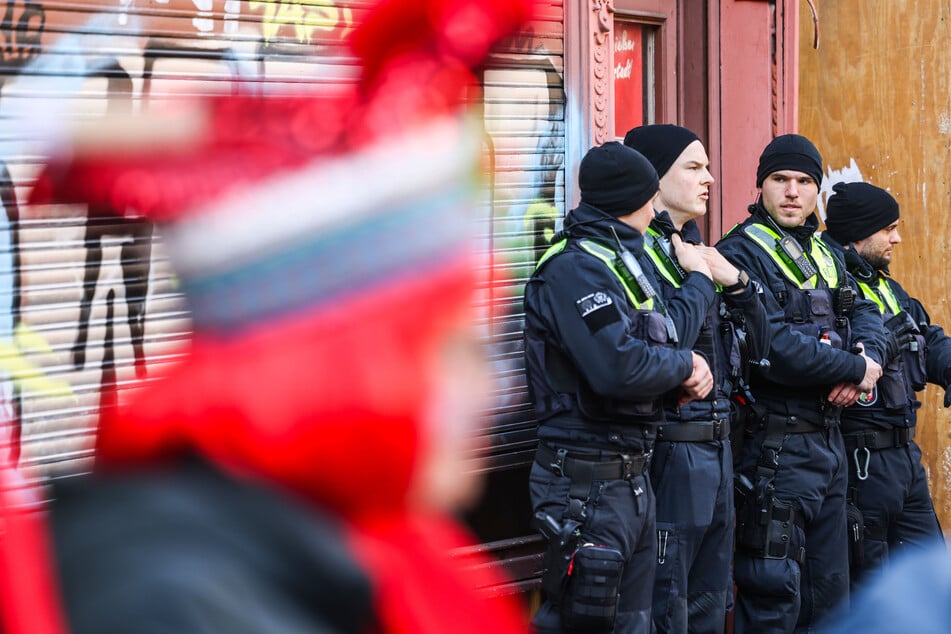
left=799, top=0, right=951, bottom=529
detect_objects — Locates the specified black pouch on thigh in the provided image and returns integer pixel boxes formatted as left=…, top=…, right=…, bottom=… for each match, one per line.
left=561, top=543, right=625, bottom=632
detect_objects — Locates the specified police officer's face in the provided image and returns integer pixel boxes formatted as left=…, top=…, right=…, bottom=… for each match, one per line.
left=656, top=140, right=714, bottom=226
left=854, top=220, right=901, bottom=269
left=759, top=170, right=819, bottom=228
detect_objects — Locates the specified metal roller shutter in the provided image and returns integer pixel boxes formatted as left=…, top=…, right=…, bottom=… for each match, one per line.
left=477, top=2, right=564, bottom=474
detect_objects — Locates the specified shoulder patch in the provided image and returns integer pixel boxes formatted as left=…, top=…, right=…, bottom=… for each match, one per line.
left=576, top=291, right=621, bottom=333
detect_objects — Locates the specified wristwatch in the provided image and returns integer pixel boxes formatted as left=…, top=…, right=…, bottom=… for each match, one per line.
left=722, top=269, right=750, bottom=294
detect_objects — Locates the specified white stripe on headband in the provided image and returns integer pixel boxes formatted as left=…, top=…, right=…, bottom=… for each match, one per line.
left=163, top=116, right=480, bottom=278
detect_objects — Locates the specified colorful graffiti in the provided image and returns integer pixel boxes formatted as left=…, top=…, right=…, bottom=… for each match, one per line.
left=250, top=0, right=353, bottom=44
left=114, top=0, right=353, bottom=44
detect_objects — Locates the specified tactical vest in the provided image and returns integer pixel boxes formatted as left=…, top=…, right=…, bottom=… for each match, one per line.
left=855, top=275, right=927, bottom=412
left=741, top=222, right=849, bottom=348
left=529, top=238, right=673, bottom=425
left=643, top=228, right=741, bottom=411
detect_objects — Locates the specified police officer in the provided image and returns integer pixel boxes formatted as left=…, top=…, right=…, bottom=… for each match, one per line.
left=525, top=141, right=715, bottom=633
left=624, top=124, right=771, bottom=634
left=715, top=134, right=885, bottom=633
left=822, top=181, right=949, bottom=588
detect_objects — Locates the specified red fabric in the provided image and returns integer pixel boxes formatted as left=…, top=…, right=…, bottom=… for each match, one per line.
left=96, top=257, right=477, bottom=522
left=0, top=443, right=67, bottom=634
left=20, top=1, right=539, bottom=631
left=349, top=514, right=528, bottom=634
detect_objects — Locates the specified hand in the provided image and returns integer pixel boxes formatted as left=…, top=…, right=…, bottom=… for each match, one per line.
left=695, top=245, right=742, bottom=287
left=678, top=351, right=714, bottom=406
left=944, top=386, right=951, bottom=408
left=883, top=313, right=918, bottom=361
left=828, top=381, right=861, bottom=407
left=671, top=234, right=712, bottom=279
left=856, top=348, right=883, bottom=393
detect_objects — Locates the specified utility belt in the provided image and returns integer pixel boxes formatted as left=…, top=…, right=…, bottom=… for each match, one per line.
left=535, top=442, right=652, bottom=483
left=845, top=426, right=916, bottom=483
left=747, top=410, right=837, bottom=435
left=656, top=419, right=730, bottom=442
left=842, top=426, right=915, bottom=451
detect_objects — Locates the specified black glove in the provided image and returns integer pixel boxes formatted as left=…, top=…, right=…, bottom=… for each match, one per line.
left=883, top=313, right=918, bottom=362
left=944, top=386, right=951, bottom=408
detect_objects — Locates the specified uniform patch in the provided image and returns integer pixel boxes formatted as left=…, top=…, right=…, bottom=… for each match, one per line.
left=576, top=291, right=620, bottom=333
left=857, top=387, right=877, bottom=407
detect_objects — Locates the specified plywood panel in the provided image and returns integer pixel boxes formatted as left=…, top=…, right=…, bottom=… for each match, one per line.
left=799, top=0, right=951, bottom=529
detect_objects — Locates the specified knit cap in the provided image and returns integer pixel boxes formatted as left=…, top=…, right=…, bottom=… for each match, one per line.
left=756, top=133, right=823, bottom=188
left=579, top=141, right=659, bottom=216
left=824, top=181, right=900, bottom=244
left=622, top=123, right=700, bottom=179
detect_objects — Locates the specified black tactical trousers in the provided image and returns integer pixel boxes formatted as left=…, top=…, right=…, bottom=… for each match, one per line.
left=650, top=439, right=733, bottom=634
left=529, top=439, right=655, bottom=633
left=847, top=438, right=943, bottom=589
left=733, top=427, right=849, bottom=634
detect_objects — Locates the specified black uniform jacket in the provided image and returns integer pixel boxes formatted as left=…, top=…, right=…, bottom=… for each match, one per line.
left=523, top=202, right=694, bottom=448
left=716, top=205, right=887, bottom=419
left=648, top=211, right=771, bottom=424
left=823, top=233, right=951, bottom=429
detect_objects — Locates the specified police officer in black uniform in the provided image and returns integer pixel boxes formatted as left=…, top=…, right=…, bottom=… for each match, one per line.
left=715, top=135, right=885, bottom=633
left=821, top=181, right=949, bottom=588
left=525, top=141, right=715, bottom=633
left=624, top=124, right=771, bottom=634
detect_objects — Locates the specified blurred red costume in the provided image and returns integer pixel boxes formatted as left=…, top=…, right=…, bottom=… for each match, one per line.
left=0, top=1, right=535, bottom=632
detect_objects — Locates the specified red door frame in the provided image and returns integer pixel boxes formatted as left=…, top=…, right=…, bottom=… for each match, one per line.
left=567, top=0, right=799, bottom=241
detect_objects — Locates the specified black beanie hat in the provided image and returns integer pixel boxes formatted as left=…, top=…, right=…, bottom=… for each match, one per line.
left=579, top=141, right=659, bottom=216
left=756, top=134, right=823, bottom=188
left=622, top=124, right=701, bottom=179
left=824, top=181, right=900, bottom=244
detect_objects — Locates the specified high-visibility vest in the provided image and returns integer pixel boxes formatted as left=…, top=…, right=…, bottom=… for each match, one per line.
left=537, top=238, right=654, bottom=310
left=857, top=275, right=902, bottom=316
left=643, top=227, right=684, bottom=288
left=741, top=223, right=840, bottom=289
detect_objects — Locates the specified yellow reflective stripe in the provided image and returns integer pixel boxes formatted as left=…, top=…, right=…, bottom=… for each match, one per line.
left=535, top=238, right=653, bottom=309
left=858, top=281, right=886, bottom=314
left=858, top=277, right=902, bottom=316
left=577, top=240, right=652, bottom=309
left=743, top=223, right=839, bottom=289
left=811, top=239, right=840, bottom=288
left=536, top=239, right=567, bottom=270
left=743, top=224, right=811, bottom=287
left=878, top=278, right=902, bottom=314
left=644, top=228, right=682, bottom=289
